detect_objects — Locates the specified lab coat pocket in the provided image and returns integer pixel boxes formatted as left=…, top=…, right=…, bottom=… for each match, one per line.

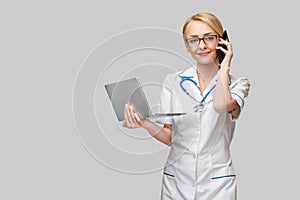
left=210, top=165, right=237, bottom=200
left=211, top=164, right=236, bottom=180
left=161, top=166, right=177, bottom=200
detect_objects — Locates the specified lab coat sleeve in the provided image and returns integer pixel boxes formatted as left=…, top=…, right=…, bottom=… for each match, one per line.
left=155, top=74, right=173, bottom=124
left=230, top=77, right=250, bottom=120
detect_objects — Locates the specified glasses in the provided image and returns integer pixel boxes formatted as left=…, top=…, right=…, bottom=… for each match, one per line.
left=185, top=35, right=218, bottom=47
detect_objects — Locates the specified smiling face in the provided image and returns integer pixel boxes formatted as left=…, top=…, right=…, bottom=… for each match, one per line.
left=184, top=20, right=219, bottom=66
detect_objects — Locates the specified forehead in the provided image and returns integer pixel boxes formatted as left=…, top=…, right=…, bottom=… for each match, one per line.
left=185, top=20, right=216, bottom=37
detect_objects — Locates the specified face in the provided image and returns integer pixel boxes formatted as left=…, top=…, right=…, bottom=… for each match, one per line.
left=184, top=20, right=219, bottom=66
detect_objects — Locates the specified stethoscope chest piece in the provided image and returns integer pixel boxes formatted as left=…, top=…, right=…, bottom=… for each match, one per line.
left=193, top=104, right=204, bottom=112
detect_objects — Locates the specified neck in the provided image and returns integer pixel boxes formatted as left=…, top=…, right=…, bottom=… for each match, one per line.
left=196, top=62, right=219, bottom=83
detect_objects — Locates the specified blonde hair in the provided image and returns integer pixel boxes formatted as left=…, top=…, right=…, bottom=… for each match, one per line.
left=182, top=12, right=224, bottom=37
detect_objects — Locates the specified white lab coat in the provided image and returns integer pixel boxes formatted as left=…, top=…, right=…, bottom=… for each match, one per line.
left=156, top=67, right=250, bottom=200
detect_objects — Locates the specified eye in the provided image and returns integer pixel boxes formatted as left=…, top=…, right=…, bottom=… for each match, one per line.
left=205, top=36, right=215, bottom=41
left=188, top=38, right=199, bottom=44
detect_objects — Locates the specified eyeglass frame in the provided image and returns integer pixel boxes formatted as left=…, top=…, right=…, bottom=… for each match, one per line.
left=184, top=34, right=219, bottom=47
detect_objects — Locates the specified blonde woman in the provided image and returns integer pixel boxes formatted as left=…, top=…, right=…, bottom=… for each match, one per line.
left=123, top=12, right=250, bottom=200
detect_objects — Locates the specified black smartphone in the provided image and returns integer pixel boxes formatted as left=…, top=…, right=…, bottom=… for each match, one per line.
left=216, top=30, right=229, bottom=64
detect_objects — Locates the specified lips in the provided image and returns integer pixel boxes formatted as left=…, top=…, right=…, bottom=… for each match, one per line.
left=196, top=51, right=210, bottom=56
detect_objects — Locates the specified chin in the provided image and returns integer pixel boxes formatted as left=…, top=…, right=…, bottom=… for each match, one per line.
left=194, top=57, right=215, bottom=65
left=192, top=53, right=218, bottom=65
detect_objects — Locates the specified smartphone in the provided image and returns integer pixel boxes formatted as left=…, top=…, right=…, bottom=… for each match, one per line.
left=216, top=30, right=229, bottom=64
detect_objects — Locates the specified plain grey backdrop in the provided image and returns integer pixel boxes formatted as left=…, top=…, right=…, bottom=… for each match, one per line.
left=1, top=0, right=300, bottom=199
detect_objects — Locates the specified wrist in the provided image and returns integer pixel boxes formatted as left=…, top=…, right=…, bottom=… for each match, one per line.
left=141, top=119, right=154, bottom=129
left=219, top=66, right=229, bottom=76
left=219, top=65, right=229, bottom=74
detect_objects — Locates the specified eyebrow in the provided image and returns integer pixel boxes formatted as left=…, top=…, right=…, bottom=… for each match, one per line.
left=187, top=32, right=215, bottom=38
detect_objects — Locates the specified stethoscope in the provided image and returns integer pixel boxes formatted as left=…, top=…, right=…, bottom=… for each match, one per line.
left=179, top=70, right=232, bottom=112
left=179, top=74, right=216, bottom=112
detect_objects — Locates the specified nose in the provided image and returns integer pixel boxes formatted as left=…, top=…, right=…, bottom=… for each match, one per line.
left=198, top=39, right=207, bottom=49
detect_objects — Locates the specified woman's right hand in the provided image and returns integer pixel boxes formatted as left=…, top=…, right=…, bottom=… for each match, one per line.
left=123, top=103, right=172, bottom=145
left=123, top=103, right=151, bottom=129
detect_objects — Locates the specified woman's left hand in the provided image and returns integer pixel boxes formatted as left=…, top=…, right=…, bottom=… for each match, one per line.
left=216, top=38, right=233, bottom=72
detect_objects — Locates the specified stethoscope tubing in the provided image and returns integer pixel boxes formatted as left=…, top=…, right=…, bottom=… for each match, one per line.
left=179, top=76, right=216, bottom=105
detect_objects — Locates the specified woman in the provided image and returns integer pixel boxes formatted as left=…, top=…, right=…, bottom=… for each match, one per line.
left=123, top=12, right=250, bottom=200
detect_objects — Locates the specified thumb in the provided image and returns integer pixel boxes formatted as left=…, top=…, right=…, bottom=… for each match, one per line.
left=133, top=113, right=142, bottom=123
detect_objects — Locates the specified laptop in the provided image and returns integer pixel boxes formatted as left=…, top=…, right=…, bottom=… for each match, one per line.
left=104, top=78, right=186, bottom=121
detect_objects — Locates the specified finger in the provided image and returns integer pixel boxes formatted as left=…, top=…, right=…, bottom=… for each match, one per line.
left=128, top=104, right=139, bottom=125
left=123, top=120, right=127, bottom=127
left=134, top=113, right=151, bottom=129
left=129, top=104, right=141, bottom=128
left=216, top=46, right=227, bottom=53
left=216, top=45, right=233, bottom=55
left=133, top=112, right=142, bottom=123
left=129, top=103, right=136, bottom=112
left=219, top=38, right=230, bottom=43
left=218, top=39, right=232, bottom=50
left=124, top=104, right=134, bottom=128
left=128, top=104, right=136, bottom=119
left=226, top=42, right=233, bottom=53
left=133, top=113, right=142, bottom=127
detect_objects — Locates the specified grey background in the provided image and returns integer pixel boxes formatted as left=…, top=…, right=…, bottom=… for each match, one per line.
left=1, top=0, right=299, bottom=199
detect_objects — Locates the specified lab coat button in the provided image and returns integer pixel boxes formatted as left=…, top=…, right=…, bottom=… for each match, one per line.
left=192, top=154, right=196, bottom=159
left=192, top=183, right=196, bottom=187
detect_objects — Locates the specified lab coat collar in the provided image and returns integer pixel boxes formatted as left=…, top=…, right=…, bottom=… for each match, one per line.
left=178, top=66, right=197, bottom=79
left=178, top=66, right=232, bottom=88
left=178, top=67, right=219, bottom=93
left=178, top=67, right=201, bottom=99
left=178, top=66, right=232, bottom=104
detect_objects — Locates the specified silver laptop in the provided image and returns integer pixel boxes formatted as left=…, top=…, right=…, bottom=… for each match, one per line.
left=104, top=78, right=186, bottom=121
